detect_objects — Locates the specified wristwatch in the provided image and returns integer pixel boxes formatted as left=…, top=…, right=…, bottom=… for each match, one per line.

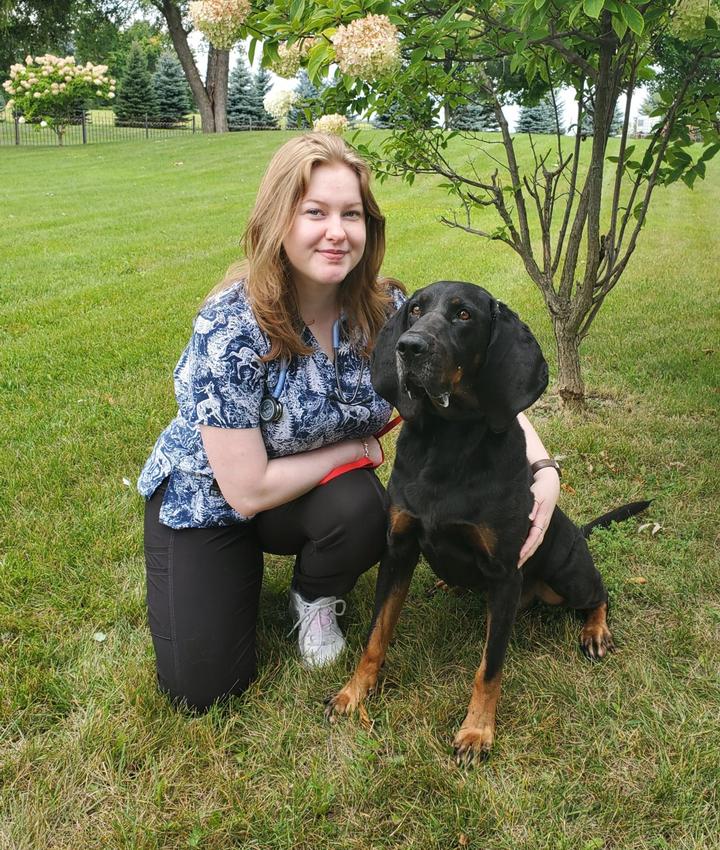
left=531, top=458, right=562, bottom=478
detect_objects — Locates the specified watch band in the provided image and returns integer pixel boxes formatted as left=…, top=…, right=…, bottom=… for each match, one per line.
left=531, top=458, right=561, bottom=478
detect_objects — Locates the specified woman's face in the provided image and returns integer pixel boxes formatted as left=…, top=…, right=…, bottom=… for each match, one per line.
left=282, top=163, right=366, bottom=295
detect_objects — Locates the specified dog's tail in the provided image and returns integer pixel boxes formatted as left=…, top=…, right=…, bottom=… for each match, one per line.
left=581, top=500, right=652, bottom=538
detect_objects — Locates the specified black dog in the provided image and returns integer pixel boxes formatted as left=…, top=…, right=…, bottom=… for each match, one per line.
left=326, top=281, right=648, bottom=764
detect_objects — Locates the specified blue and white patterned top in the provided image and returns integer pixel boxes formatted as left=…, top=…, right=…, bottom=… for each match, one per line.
left=138, top=280, right=405, bottom=528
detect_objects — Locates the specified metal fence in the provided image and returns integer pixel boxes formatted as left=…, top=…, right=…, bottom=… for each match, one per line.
left=0, top=109, right=281, bottom=146
left=0, top=110, right=202, bottom=146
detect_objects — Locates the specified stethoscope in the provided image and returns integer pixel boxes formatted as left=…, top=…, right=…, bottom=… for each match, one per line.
left=259, top=318, right=366, bottom=423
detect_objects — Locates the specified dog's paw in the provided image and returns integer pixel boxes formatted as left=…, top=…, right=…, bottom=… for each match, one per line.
left=324, top=681, right=367, bottom=723
left=580, top=623, right=616, bottom=660
left=452, top=725, right=494, bottom=766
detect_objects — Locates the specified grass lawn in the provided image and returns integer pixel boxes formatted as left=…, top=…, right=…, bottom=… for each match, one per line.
left=1, top=130, right=718, bottom=849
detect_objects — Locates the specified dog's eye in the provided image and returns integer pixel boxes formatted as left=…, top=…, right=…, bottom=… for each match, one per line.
left=410, top=305, right=421, bottom=317
left=457, top=309, right=471, bottom=321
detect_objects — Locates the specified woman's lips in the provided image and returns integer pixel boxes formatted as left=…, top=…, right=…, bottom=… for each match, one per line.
left=318, top=250, right=348, bottom=260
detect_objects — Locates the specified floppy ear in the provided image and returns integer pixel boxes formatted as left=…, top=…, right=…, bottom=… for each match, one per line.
left=370, top=300, right=424, bottom=421
left=479, top=301, right=548, bottom=432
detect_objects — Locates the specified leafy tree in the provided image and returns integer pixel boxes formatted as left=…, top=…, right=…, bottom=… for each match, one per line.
left=153, top=50, right=191, bottom=123
left=252, top=0, right=720, bottom=406
left=0, top=1, right=130, bottom=75
left=227, top=48, right=256, bottom=129
left=516, top=91, right=565, bottom=134
left=3, top=53, right=114, bottom=143
left=114, top=41, right=157, bottom=124
left=148, top=0, right=246, bottom=132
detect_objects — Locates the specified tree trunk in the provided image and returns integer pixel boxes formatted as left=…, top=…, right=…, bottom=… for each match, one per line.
left=553, top=317, right=585, bottom=409
left=158, top=0, right=230, bottom=133
left=206, top=46, right=229, bottom=133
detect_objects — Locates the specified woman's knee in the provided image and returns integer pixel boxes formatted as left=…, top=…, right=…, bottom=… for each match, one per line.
left=158, top=661, right=257, bottom=713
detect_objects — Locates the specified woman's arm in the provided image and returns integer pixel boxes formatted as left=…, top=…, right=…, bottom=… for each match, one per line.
left=200, top=425, right=382, bottom=517
left=517, top=413, right=561, bottom=567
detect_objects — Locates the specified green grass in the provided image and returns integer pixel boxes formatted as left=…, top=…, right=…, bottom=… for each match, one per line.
left=1, top=131, right=718, bottom=849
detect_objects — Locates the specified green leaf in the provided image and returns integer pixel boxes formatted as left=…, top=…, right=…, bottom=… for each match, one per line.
left=307, top=43, right=330, bottom=83
left=681, top=169, right=697, bottom=189
left=620, top=3, right=644, bottom=34
left=583, top=0, right=604, bottom=19
left=568, top=0, right=585, bottom=25
left=700, top=143, right=720, bottom=162
left=611, top=14, right=628, bottom=39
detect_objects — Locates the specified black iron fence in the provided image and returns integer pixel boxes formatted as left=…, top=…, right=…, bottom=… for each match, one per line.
left=0, top=109, right=281, bottom=146
left=0, top=110, right=202, bottom=146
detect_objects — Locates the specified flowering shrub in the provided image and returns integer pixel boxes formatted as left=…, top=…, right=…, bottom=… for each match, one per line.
left=669, top=0, right=719, bottom=39
left=3, top=54, right=115, bottom=142
left=331, top=14, right=401, bottom=81
left=313, top=113, right=349, bottom=135
left=263, top=88, right=298, bottom=129
left=269, top=40, right=315, bottom=78
left=188, top=0, right=251, bottom=49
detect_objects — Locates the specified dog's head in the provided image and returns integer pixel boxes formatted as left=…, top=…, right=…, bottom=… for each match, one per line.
left=371, top=281, right=548, bottom=431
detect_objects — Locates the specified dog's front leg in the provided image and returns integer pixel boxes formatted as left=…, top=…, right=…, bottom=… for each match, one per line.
left=453, top=573, right=522, bottom=765
left=325, top=509, right=419, bottom=721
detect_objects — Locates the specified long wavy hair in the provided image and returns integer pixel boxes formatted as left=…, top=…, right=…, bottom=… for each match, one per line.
left=210, top=133, right=402, bottom=362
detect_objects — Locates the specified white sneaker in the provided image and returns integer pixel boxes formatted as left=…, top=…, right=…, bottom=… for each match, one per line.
left=288, top=588, right=347, bottom=669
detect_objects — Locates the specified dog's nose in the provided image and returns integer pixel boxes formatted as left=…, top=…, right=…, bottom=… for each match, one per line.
left=397, top=333, right=429, bottom=361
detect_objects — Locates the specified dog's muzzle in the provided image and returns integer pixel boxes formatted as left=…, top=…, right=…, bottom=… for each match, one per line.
left=396, top=331, right=451, bottom=408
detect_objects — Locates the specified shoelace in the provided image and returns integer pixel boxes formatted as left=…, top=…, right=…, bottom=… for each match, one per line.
left=287, top=597, right=347, bottom=645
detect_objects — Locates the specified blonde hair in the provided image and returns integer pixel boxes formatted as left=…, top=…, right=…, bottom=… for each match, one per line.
left=212, top=133, right=402, bottom=362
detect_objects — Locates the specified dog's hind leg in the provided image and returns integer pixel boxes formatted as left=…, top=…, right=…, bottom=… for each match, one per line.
left=541, top=531, right=615, bottom=660
left=325, top=509, right=420, bottom=721
left=453, top=572, right=522, bottom=765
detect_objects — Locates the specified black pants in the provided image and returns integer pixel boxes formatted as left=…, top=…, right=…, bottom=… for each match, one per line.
left=144, top=470, right=388, bottom=711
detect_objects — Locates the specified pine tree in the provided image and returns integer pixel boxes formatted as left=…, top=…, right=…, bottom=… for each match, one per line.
left=516, top=92, right=565, bottom=135
left=450, top=99, right=499, bottom=131
left=114, top=42, right=157, bottom=125
left=227, top=51, right=257, bottom=129
left=288, top=69, right=319, bottom=128
left=252, top=66, right=275, bottom=128
left=578, top=95, right=623, bottom=137
left=152, top=51, right=190, bottom=124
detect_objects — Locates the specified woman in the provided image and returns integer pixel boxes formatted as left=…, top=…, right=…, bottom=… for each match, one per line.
left=138, top=133, right=559, bottom=712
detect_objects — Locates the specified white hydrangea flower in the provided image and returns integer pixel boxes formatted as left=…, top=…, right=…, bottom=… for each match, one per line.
left=331, top=14, right=401, bottom=81
left=269, top=39, right=315, bottom=78
left=18, top=116, right=25, bottom=123
left=313, top=113, right=349, bottom=135
left=188, top=0, right=251, bottom=49
left=40, top=120, right=48, bottom=127
left=263, top=88, right=299, bottom=129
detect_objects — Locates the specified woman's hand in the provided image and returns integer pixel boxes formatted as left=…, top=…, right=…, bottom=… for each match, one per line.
left=518, top=467, right=561, bottom=567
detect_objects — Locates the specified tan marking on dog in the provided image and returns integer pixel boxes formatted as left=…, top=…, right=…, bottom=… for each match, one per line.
left=452, top=366, right=463, bottom=386
left=453, top=614, right=502, bottom=762
left=326, top=578, right=413, bottom=720
left=536, top=581, right=565, bottom=605
left=466, top=524, right=498, bottom=559
left=389, top=506, right=416, bottom=536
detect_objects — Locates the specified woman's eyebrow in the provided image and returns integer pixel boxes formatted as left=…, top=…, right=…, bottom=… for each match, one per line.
left=302, top=198, right=363, bottom=207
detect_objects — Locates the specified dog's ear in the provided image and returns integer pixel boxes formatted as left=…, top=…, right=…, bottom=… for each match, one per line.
left=479, top=301, right=548, bottom=432
left=370, top=300, right=424, bottom=421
